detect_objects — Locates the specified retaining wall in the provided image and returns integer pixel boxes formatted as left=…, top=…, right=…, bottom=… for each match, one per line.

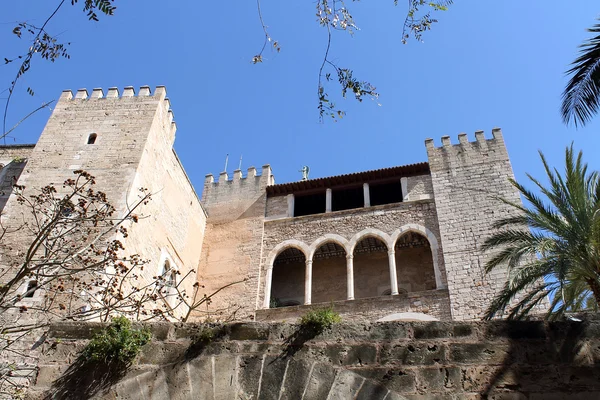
left=29, top=319, right=600, bottom=399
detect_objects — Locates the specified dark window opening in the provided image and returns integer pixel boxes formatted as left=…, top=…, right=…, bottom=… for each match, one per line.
left=25, top=280, right=38, bottom=298
left=332, top=186, right=364, bottom=211
left=87, top=133, right=97, bottom=144
left=294, top=192, right=326, bottom=217
left=370, top=180, right=403, bottom=206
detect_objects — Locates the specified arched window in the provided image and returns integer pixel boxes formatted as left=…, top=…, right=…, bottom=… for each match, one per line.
left=312, top=242, right=347, bottom=303
left=87, top=133, right=97, bottom=144
left=270, top=247, right=306, bottom=308
left=353, top=236, right=389, bottom=299
left=24, top=280, right=38, bottom=298
left=394, top=231, right=436, bottom=292
left=161, top=260, right=176, bottom=288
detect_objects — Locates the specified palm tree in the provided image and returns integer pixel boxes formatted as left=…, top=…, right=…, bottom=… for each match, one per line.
left=562, top=19, right=600, bottom=127
left=482, top=145, right=600, bottom=320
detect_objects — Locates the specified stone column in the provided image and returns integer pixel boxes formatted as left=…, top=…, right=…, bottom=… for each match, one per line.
left=263, top=267, right=273, bottom=309
left=363, top=183, right=370, bottom=207
left=326, top=189, right=332, bottom=213
left=287, top=194, right=294, bottom=217
left=346, top=254, right=355, bottom=300
left=401, top=177, right=408, bottom=201
left=388, top=250, right=399, bottom=295
left=305, top=260, right=313, bottom=305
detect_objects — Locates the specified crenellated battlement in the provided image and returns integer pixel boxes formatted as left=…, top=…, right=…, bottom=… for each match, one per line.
left=424, top=128, right=509, bottom=170
left=424, top=127, right=503, bottom=149
left=58, top=85, right=177, bottom=142
left=60, top=85, right=168, bottom=101
left=201, top=165, right=274, bottom=219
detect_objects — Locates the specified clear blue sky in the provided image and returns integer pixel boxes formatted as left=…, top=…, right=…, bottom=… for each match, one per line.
left=2, top=1, right=600, bottom=193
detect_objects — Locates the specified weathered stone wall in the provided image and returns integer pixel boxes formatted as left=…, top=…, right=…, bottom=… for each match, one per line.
left=30, top=318, right=600, bottom=399
left=405, top=174, right=433, bottom=201
left=265, top=193, right=288, bottom=219
left=259, top=200, right=449, bottom=313
left=426, top=129, right=533, bottom=321
left=120, top=93, right=207, bottom=318
left=0, top=145, right=34, bottom=212
left=198, top=166, right=274, bottom=320
left=257, top=290, right=452, bottom=322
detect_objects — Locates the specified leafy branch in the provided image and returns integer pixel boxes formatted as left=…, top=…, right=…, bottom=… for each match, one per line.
left=399, top=0, right=454, bottom=44
left=3, top=0, right=117, bottom=139
left=253, top=0, right=452, bottom=121
left=252, top=0, right=280, bottom=64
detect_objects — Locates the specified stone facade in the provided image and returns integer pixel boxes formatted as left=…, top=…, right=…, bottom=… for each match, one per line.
left=426, top=130, right=521, bottom=320
left=0, top=85, right=533, bottom=324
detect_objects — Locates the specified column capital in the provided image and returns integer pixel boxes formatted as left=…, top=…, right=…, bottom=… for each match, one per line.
left=346, top=254, right=354, bottom=260
left=305, top=259, right=313, bottom=265
left=388, top=250, right=395, bottom=256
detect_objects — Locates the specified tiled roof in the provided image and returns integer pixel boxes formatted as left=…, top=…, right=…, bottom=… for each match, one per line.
left=267, top=162, right=429, bottom=196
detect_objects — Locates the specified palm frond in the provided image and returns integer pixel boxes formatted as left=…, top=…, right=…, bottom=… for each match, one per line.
left=483, top=145, right=600, bottom=320
left=562, top=20, right=600, bottom=127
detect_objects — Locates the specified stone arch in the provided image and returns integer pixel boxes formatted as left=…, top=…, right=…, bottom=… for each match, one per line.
left=390, top=224, right=443, bottom=289
left=263, top=239, right=310, bottom=309
left=266, top=239, right=310, bottom=269
left=308, top=234, right=350, bottom=260
left=348, top=228, right=392, bottom=254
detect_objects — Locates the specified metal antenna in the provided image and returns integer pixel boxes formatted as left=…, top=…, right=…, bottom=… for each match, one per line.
left=223, top=154, right=229, bottom=173
left=238, top=155, right=243, bottom=171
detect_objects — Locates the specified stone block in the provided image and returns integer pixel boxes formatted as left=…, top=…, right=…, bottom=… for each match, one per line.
left=416, top=367, right=462, bottom=392
left=213, top=355, right=238, bottom=400
left=323, top=344, right=378, bottom=366
left=355, top=379, right=390, bottom=400
left=187, top=357, right=214, bottom=399
left=258, top=355, right=287, bottom=400
left=279, top=359, right=312, bottom=400
left=380, top=342, right=447, bottom=366
left=327, top=369, right=365, bottom=400
left=47, top=322, right=105, bottom=339
left=351, top=367, right=416, bottom=393
left=448, top=343, right=512, bottom=364
left=138, top=342, right=187, bottom=365
left=302, top=362, right=336, bottom=400
left=412, top=322, right=474, bottom=339
left=228, top=323, right=269, bottom=341
left=237, top=355, right=263, bottom=398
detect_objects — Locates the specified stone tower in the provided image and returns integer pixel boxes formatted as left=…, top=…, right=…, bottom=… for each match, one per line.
left=0, top=86, right=206, bottom=317
left=426, top=129, right=519, bottom=320
left=198, top=166, right=274, bottom=320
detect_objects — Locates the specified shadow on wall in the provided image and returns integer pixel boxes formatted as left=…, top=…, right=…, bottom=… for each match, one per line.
left=44, top=355, right=129, bottom=400
left=0, top=159, right=27, bottom=213
left=479, top=318, right=599, bottom=397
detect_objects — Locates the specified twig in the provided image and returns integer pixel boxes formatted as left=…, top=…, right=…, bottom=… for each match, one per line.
left=2, top=0, right=66, bottom=138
